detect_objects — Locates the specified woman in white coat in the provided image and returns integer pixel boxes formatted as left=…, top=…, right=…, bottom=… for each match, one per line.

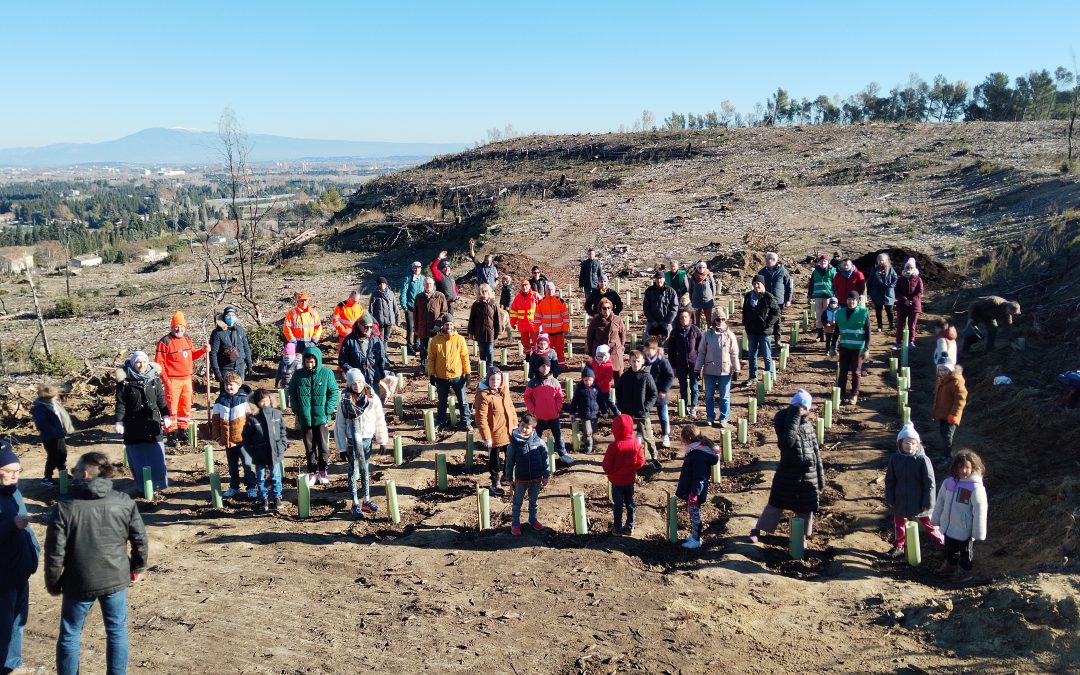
left=334, top=368, right=388, bottom=519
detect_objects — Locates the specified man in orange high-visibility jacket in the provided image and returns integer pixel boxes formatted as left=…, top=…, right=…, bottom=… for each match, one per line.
left=509, top=279, right=541, bottom=356
left=331, top=291, right=365, bottom=346
left=283, top=291, right=323, bottom=350
left=155, top=311, right=209, bottom=446
left=535, top=281, right=570, bottom=367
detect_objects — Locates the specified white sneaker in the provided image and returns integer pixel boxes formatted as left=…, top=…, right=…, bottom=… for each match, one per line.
left=316, top=470, right=330, bottom=485
left=305, top=474, right=317, bottom=488
left=661, top=435, right=671, bottom=448
left=690, top=406, right=699, bottom=419
left=681, top=537, right=702, bottom=549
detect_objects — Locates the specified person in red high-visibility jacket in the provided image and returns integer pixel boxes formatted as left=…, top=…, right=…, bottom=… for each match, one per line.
left=509, top=279, right=541, bottom=355
left=283, top=292, right=323, bottom=349
left=155, top=311, right=208, bottom=446
left=535, top=282, right=570, bottom=366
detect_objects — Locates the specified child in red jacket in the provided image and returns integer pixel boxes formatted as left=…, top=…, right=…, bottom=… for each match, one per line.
left=589, top=345, right=620, bottom=418
left=602, top=414, right=646, bottom=535
left=524, top=360, right=573, bottom=465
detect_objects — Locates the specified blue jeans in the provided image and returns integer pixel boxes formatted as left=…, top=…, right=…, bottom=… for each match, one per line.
left=511, top=481, right=542, bottom=525
left=225, top=444, right=256, bottom=492
left=676, top=369, right=700, bottom=411
left=702, top=374, right=732, bottom=423
left=1, top=582, right=29, bottom=671
left=255, top=464, right=282, bottom=500
left=57, top=588, right=128, bottom=675
left=435, top=375, right=471, bottom=428
left=746, top=334, right=773, bottom=380
left=347, top=438, right=374, bottom=503
left=655, top=396, right=670, bottom=436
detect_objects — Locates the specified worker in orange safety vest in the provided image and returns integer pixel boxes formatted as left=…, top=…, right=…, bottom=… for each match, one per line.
left=331, top=290, right=366, bottom=346
left=155, top=310, right=209, bottom=446
left=509, top=279, right=541, bottom=356
left=535, top=281, right=570, bottom=366
left=283, top=291, right=323, bottom=350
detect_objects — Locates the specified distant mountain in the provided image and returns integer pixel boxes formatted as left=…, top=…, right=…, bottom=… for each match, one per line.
left=0, top=128, right=468, bottom=167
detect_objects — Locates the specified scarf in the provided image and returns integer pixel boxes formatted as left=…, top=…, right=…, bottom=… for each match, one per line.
left=341, top=390, right=370, bottom=421
left=693, top=269, right=708, bottom=283
left=125, top=361, right=155, bottom=383
left=52, top=399, right=75, bottom=435
left=840, top=266, right=854, bottom=278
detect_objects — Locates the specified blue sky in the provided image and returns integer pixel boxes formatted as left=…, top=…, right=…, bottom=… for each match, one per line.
left=2, top=0, right=1078, bottom=148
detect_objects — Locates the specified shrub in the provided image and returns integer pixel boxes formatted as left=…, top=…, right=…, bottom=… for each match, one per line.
left=117, top=285, right=141, bottom=297
left=247, top=322, right=282, bottom=363
left=50, top=297, right=84, bottom=318
left=30, top=347, right=80, bottom=376
left=75, top=288, right=101, bottom=299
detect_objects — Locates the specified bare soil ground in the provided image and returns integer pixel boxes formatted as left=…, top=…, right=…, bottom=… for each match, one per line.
left=3, top=122, right=1079, bottom=674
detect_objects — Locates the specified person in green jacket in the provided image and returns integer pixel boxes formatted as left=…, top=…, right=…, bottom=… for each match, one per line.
left=835, top=291, right=871, bottom=406
left=287, top=346, right=339, bottom=487
left=807, top=254, right=837, bottom=341
left=665, top=260, right=688, bottom=298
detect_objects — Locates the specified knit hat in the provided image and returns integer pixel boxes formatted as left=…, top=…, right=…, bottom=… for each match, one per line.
left=345, top=368, right=366, bottom=388
left=790, top=389, right=813, bottom=409
left=599, top=273, right=609, bottom=282
left=377, top=276, right=388, bottom=286
left=283, top=342, right=297, bottom=357
left=222, top=306, right=237, bottom=318
left=752, top=274, right=765, bottom=286
left=358, top=313, right=375, bottom=326
left=486, top=365, right=502, bottom=380
left=129, top=350, right=149, bottom=366
left=817, top=254, right=829, bottom=263
left=653, top=270, right=664, bottom=279
left=827, top=296, right=839, bottom=306
left=439, top=313, right=454, bottom=325
left=581, top=364, right=595, bottom=379
left=936, top=361, right=955, bottom=373
left=847, top=290, right=860, bottom=301
left=0, top=439, right=17, bottom=468
left=536, top=332, right=550, bottom=344
left=897, top=423, right=921, bottom=444
left=170, top=311, right=187, bottom=328
left=904, top=257, right=917, bottom=269
left=595, top=344, right=610, bottom=356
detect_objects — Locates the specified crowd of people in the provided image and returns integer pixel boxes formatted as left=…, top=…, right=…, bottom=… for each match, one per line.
left=4, top=245, right=1013, bottom=674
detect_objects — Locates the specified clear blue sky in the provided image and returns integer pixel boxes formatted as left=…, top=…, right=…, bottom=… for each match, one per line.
left=3, top=0, right=1078, bottom=148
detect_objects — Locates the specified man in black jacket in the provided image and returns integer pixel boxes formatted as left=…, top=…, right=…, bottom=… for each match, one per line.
left=643, top=271, right=679, bottom=340
left=585, top=275, right=623, bottom=316
left=757, top=252, right=792, bottom=349
left=616, top=350, right=661, bottom=470
left=742, top=275, right=781, bottom=385
left=209, top=306, right=253, bottom=388
left=46, top=451, right=148, bottom=675
left=578, top=248, right=603, bottom=300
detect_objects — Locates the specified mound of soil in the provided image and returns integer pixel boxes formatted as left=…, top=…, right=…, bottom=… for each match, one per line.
left=852, top=248, right=965, bottom=286
left=457, top=252, right=577, bottom=293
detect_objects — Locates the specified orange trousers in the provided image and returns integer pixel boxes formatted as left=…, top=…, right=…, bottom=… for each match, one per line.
left=163, top=377, right=193, bottom=431
left=548, top=332, right=567, bottom=366
left=518, top=325, right=540, bottom=353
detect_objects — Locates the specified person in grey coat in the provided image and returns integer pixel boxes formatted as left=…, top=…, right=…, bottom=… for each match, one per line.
left=578, top=248, right=604, bottom=300
left=866, top=253, right=897, bottom=332
left=884, top=424, right=945, bottom=558
left=757, top=252, right=792, bottom=347
left=688, top=261, right=717, bottom=328
left=368, top=277, right=400, bottom=342
left=209, top=306, right=253, bottom=386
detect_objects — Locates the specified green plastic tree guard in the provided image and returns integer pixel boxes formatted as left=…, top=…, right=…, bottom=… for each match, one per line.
left=615, top=278, right=621, bottom=292
left=721, top=429, right=732, bottom=463
left=209, top=472, right=223, bottom=508
left=387, top=479, right=400, bottom=524
left=424, top=410, right=436, bottom=442
left=791, top=324, right=799, bottom=347
left=298, top=474, right=311, bottom=518
left=902, top=406, right=911, bottom=426
left=756, top=380, right=766, bottom=405
left=204, top=445, right=214, bottom=475
left=547, top=447, right=556, bottom=475
left=728, top=298, right=736, bottom=316
left=501, top=348, right=508, bottom=366
left=436, top=453, right=448, bottom=491
left=565, top=378, right=574, bottom=403
left=188, top=425, right=197, bottom=448
left=58, top=468, right=69, bottom=495
left=816, top=417, right=825, bottom=445
left=394, top=395, right=404, bottom=418
left=572, top=492, right=588, bottom=534
left=122, top=448, right=129, bottom=468
left=824, top=400, right=833, bottom=430
left=790, top=516, right=806, bottom=560
left=567, top=340, right=574, bottom=357
left=278, top=388, right=288, bottom=409
left=523, top=360, right=530, bottom=379
left=448, top=396, right=459, bottom=426
left=427, top=383, right=437, bottom=401
left=667, top=495, right=679, bottom=543
left=905, top=520, right=921, bottom=566
left=571, top=418, right=580, bottom=451
left=607, top=481, right=613, bottom=504
left=678, top=399, right=686, bottom=417
left=465, top=432, right=474, bottom=469
left=400, top=345, right=409, bottom=365
left=780, top=344, right=789, bottom=371
left=897, top=390, right=908, bottom=416
left=832, top=386, right=840, bottom=410
left=393, top=435, right=403, bottom=466
left=479, top=360, right=487, bottom=379
left=478, top=488, right=490, bottom=531
left=142, top=466, right=153, bottom=501
left=738, top=418, right=748, bottom=444
left=889, top=357, right=898, bottom=378
left=748, top=398, right=758, bottom=424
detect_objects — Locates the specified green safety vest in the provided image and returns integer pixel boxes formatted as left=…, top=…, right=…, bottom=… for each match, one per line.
left=835, top=306, right=869, bottom=350
left=810, top=267, right=836, bottom=298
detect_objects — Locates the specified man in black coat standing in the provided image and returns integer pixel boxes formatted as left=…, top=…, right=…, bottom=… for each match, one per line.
left=46, top=451, right=148, bottom=675
left=209, top=306, right=253, bottom=388
left=585, top=275, right=623, bottom=316
left=578, top=248, right=603, bottom=300
left=742, top=275, right=780, bottom=385
left=643, top=271, right=679, bottom=340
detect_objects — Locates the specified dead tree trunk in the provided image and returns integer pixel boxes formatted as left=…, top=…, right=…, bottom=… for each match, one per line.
left=25, top=268, right=51, bottom=357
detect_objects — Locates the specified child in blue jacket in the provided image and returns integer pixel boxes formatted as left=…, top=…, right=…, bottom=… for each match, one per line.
left=675, top=424, right=719, bottom=550
left=503, top=413, right=550, bottom=536
left=569, top=365, right=601, bottom=453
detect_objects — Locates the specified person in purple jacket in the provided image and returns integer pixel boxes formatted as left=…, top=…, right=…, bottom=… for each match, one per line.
left=893, top=257, right=924, bottom=350
left=666, top=309, right=703, bottom=419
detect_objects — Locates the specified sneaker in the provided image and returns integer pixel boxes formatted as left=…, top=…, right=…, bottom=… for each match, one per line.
left=690, top=406, right=699, bottom=419
left=612, top=526, right=624, bottom=536
left=849, top=394, right=859, bottom=405
left=661, top=435, right=671, bottom=448
left=842, top=398, right=852, bottom=405
left=361, top=500, right=379, bottom=514
left=529, top=519, right=544, bottom=531
left=40, top=477, right=56, bottom=488
left=891, top=343, right=902, bottom=350
left=490, top=484, right=506, bottom=497
left=651, top=458, right=663, bottom=471
left=718, top=419, right=730, bottom=429
left=886, top=546, right=905, bottom=559
left=624, top=525, right=635, bottom=537
left=222, top=487, right=238, bottom=498
left=246, top=488, right=258, bottom=499
left=256, top=498, right=268, bottom=514
left=708, top=420, right=718, bottom=428
left=316, top=471, right=330, bottom=485
left=748, top=528, right=761, bottom=544
left=511, top=524, right=522, bottom=536
left=908, top=342, right=917, bottom=350
left=271, top=496, right=282, bottom=512
left=954, top=571, right=973, bottom=583
left=558, top=453, right=574, bottom=466
left=745, top=379, right=757, bottom=388
left=305, top=474, right=317, bottom=488
left=351, top=504, right=365, bottom=520
left=681, top=537, right=702, bottom=549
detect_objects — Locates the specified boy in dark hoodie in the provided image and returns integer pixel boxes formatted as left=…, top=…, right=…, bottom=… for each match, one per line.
left=675, top=424, right=720, bottom=549
left=602, top=414, right=646, bottom=535
left=569, top=365, right=601, bottom=453
left=616, top=350, right=660, bottom=470
left=524, top=360, right=573, bottom=465
left=32, top=384, right=75, bottom=487
left=503, top=413, right=550, bottom=535
left=643, top=337, right=676, bottom=448
left=243, top=389, right=289, bottom=513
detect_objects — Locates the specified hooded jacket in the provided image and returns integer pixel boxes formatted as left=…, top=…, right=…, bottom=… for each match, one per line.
left=644, top=352, right=675, bottom=393
left=676, top=439, right=720, bottom=501
left=867, top=266, right=898, bottom=306
left=368, top=286, right=400, bottom=327
left=933, top=327, right=958, bottom=369
left=287, top=346, right=339, bottom=427
left=689, top=270, right=717, bottom=309
left=695, top=327, right=740, bottom=377
left=528, top=343, right=560, bottom=378
left=504, top=428, right=550, bottom=482
left=524, top=373, right=564, bottom=421
left=569, top=382, right=600, bottom=420
left=243, top=403, right=288, bottom=467
left=114, top=362, right=169, bottom=444
left=931, top=473, right=988, bottom=541
left=333, top=371, right=389, bottom=453
left=44, top=477, right=148, bottom=599
left=588, top=358, right=615, bottom=393
left=741, top=290, right=781, bottom=335
left=1, top=484, right=39, bottom=590
left=468, top=297, right=502, bottom=343
left=885, top=443, right=937, bottom=518
left=666, top=323, right=702, bottom=373
left=895, top=272, right=924, bottom=312
left=427, top=331, right=470, bottom=380
left=586, top=314, right=627, bottom=373
left=933, top=368, right=968, bottom=425
left=768, top=405, right=825, bottom=514
left=585, top=287, right=623, bottom=316
left=414, top=290, right=449, bottom=340
left=211, top=386, right=251, bottom=448
left=758, top=264, right=792, bottom=305
left=602, top=414, right=646, bottom=486
left=209, top=319, right=253, bottom=379
left=473, top=376, right=518, bottom=447
left=339, top=330, right=387, bottom=386
left=643, top=283, right=679, bottom=326
left=33, top=397, right=74, bottom=441
left=615, top=367, right=657, bottom=419
left=400, top=273, right=425, bottom=311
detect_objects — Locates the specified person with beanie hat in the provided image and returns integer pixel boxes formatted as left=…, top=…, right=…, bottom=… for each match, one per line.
left=602, top=414, right=646, bottom=535
left=820, top=296, right=841, bottom=357
left=807, top=254, right=838, bottom=340
left=742, top=274, right=780, bottom=386
left=288, top=346, right=339, bottom=487
left=473, top=366, right=517, bottom=496
left=643, top=271, right=679, bottom=340
left=209, top=304, right=253, bottom=388
left=569, top=364, right=601, bottom=453
left=831, top=258, right=866, bottom=308
left=528, top=331, right=560, bottom=378
left=932, top=319, right=958, bottom=370
left=334, top=368, right=388, bottom=519
left=154, top=313, right=209, bottom=447
left=275, top=341, right=299, bottom=389
left=32, top=383, right=75, bottom=487
left=339, top=313, right=387, bottom=394
left=750, top=390, right=823, bottom=543
left=1, top=441, right=40, bottom=675
left=430, top=251, right=459, bottom=307
left=368, top=277, right=399, bottom=342
left=836, top=290, right=871, bottom=405
left=115, top=351, right=171, bottom=493
left=932, top=364, right=967, bottom=455
left=588, top=344, right=621, bottom=418
left=885, top=423, right=945, bottom=558
left=894, top=257, right=924, bottom=350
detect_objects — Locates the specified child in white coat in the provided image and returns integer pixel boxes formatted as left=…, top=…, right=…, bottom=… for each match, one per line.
left=931, top=450, right=988, bottom=582
left=334, top=368, right=388, bottom=519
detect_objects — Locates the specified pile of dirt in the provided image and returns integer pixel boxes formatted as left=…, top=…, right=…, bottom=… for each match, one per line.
left=852, top=248, right=966, bottom=287
left=457, top=252, right=578, bottom=293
